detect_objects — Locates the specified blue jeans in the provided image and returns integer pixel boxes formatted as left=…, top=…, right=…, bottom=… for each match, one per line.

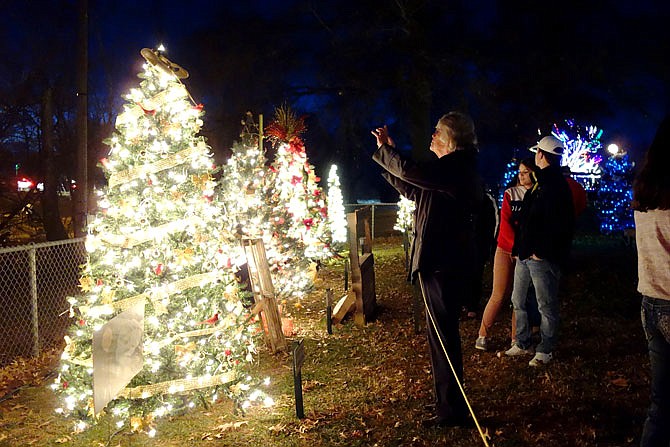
left=511, top=258, right=561, bottom=353
left=640, top=295, right=670, bottom=447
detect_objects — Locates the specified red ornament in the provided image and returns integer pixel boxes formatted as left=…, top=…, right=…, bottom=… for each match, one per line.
left=224, top=349, right=232, bottom=356
left=314, top=176, right=321, bottom=182
left=313, top=189, right=321, bottom=196
left=154, top=263, right=164, bottom=275
left=303, top=218, right=314, bottom=229
left=199, top=313, right=219, bottom=325
left=96, top=278, right=103, bottom=286
left=291, top=175, right=303, bottom=185
left=78, top=319, right=86, bottom=326
left=147, top=178, right=153, bottom=186
left=320, top=207, right=328, bottom=218
left=269, top=165, right=278, bottom=173
left=193, top=103, right=204, bottom=111
left=62, top=381, right=69, bottom=389
left=288, top=136, right=305, bottom=151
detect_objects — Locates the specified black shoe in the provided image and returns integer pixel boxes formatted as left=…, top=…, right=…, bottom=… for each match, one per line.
left=421, top=414, right=472, bottom=429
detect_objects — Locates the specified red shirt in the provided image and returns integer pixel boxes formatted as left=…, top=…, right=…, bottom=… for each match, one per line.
left=566, top=176, right=587, bottom=217
left=497, top=186, right=528, bottom=252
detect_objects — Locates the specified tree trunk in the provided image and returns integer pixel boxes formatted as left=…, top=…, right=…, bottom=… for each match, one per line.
left=40, top=87, right=68, bottom=241
left=73, top=0, right=88, bottom=236
left=406, top=65, right=433, bottom=163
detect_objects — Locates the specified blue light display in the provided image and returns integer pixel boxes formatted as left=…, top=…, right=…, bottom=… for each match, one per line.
left=498, top=121, right=635, bottom=234
left=593, top=153, right=635, bottom=233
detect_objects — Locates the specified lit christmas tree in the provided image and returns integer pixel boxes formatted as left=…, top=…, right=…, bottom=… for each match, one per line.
left=499, top=120, right=635, bottom=234
left=326, top=164, right=347, bottom=244
left=52, top=49, right=268, bottom=435
left=394, top=195, right=415, bottom=234
left=594, top=152, right=635, bottom=233
left=218, top=113, right=312, bottom=300
left=218, top=113, right=273, bottom=248
left=552, top=120, right=635, bottom=232
left=497, top=159, right=519, bottom=206
left=394, top=195, right=415, bottom=273
left=266, top=106, right=332, bottom=261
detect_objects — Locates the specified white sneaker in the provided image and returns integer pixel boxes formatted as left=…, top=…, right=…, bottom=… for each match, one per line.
left=505, top=344, right=534, bottom=356
left=475, top=336, right=487, bottom=351
left=529, top=352, right=553, bottom=367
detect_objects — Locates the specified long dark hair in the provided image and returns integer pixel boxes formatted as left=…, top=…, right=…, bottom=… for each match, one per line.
left=632, top=115, right=670, bottom=211
left=519, top=157, right=537, bottom=185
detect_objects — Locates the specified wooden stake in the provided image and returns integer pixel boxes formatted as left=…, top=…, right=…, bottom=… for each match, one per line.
left=326, top=289, right=333, bottom=334
left=258, top=114, right=264, bottom=152
left=292, top=340, right=305, bottom=419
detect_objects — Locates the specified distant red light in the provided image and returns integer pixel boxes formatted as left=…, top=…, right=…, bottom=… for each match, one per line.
left=17, top=178, right=34, bottom=191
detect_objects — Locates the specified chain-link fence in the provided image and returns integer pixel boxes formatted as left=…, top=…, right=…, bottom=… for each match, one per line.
left=0, top=238, right=86, bottom=367
left=343, top=203, right=400, bottom=239
left=0, top=206, right=398, bottom=368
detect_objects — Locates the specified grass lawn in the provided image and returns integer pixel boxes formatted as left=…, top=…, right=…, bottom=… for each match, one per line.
left=0, top=234, right=649, bottom=446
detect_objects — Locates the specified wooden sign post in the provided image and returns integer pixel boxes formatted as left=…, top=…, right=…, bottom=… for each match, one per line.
left=242, top=238, right=287, bottom=353
left=344, top=258, right=349, bottom=291
left=326, top=289, right=333, bottom=335
left=402, top=231, right=411, bottom=273
left=292, top=339, right=306, bottom=419
left=346, top=206, right=376, bottom=325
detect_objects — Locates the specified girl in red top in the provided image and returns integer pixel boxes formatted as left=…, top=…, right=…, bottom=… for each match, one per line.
left=476, top=158, right=536, bottom=351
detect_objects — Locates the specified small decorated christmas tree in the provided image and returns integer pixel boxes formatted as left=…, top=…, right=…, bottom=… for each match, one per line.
left=326, top=164, right=347, bottom=244
left=53, top=49, right=267, bottom=435
left=394, top=195, right=415, bottom=234
left=266, top=106, right=332, bottom=262
left=218, top=113, right=273, bottom=243
left=217, top=112, right=311, bottom=300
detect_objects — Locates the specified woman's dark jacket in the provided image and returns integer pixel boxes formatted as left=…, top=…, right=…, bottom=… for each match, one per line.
left=372, top=144, right=484, bottom=282
left=512, top=163, right=575, bottom=266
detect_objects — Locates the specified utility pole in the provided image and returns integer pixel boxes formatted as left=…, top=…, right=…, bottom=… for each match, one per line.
left=74, top=0, right=88, bottom=237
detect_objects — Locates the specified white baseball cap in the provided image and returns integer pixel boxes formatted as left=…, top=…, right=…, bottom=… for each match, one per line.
left=529, top=136, right=565, bottom=156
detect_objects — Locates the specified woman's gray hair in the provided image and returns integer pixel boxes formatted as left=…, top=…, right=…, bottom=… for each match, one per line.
left=438, top=111, right=478, bottom=151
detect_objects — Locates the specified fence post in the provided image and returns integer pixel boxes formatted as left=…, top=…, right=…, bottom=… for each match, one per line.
left=371, top=204, right=375, bottom=240
left=29, top=245, right=40, bottom=357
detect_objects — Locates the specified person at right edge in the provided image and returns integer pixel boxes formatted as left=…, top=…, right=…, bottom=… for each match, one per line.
left=371, top=112, right=484, bottom=428
left=632, top=115, right=670, bottom=447
left=505, top=135, right=574, bottom=367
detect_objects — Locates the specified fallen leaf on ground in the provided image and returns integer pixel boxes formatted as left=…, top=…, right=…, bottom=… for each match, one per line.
left=611, top=377, right=629, bottom=387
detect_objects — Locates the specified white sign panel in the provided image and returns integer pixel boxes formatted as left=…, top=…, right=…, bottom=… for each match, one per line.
left=93, top=301, right=145, bottom=414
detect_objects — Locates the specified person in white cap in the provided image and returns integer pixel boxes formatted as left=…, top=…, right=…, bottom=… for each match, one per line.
left=504, top=135, right=575, bottom=366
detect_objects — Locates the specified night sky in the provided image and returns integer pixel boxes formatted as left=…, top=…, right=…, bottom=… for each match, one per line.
left=1, top=0, right=669, bottom=200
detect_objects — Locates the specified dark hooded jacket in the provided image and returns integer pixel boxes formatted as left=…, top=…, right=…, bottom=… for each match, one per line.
left=373, top=144, right=484, bottom=282
left=512, top=163, right=575, bottom=266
